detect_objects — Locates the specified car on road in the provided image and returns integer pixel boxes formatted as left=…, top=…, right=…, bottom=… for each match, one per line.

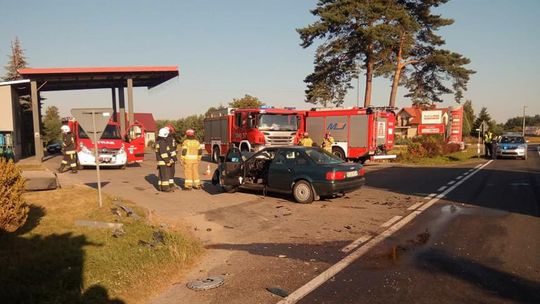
left=211, top=146, right=365, bottom=203
left=46, top=141, right=62, bottom=154
left=495, top=133, right=528, bottom=160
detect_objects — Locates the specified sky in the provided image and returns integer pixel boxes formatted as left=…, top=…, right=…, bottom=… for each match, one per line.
left=0, top=0, right=539, bottom=123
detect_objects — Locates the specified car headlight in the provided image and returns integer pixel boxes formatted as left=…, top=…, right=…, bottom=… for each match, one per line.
left=79, top=143, right=93, bottom=155
left=118, top=144, right=126, bottom=155
left=518, top=145, right=527, bottom=150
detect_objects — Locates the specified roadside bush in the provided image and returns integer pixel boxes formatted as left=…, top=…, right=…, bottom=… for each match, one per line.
left=394, top=137, right=412, bottom=146
left=0, top=159, right=28, bottom=233
left=443, top=143, right=462, bottom=154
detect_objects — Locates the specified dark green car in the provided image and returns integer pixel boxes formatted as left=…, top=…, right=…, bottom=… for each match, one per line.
left=211, top=146, right=365, bottom=203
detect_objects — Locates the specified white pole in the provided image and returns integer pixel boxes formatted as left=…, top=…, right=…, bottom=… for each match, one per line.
left=522, top=106, right=527, bottom=137
left=91, top=111, right=103, bottom=208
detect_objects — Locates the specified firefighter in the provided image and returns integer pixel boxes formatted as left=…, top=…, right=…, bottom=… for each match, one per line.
left=58, top=125, right=78, bottom=173
left=181, top=129, right=203, bottom=190
left=321, top=131, right=334, bottom=153
left=484, top=130, right=493, bottom=158
left=298, top=132, right=313, bottom=147
left=155, top=128, right=174, bottom=192
left=165, top=125, right=179, bottom=189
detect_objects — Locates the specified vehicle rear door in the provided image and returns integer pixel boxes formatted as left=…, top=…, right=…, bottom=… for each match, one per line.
left=126, top=122, right=146, bottom=163
left=268, top=149, right=298, bottom=191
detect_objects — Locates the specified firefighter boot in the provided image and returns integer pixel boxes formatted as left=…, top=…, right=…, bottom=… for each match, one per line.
left=57, top=164, right=66, bottom=173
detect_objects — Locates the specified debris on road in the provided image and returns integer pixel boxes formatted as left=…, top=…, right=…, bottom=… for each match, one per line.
left=266, top=287, right=289, bottom=298
left=115, top=203, right=141, bottom=219
left=112, top=227, right=125, bottom=238
left=75, top=220, right=123, bottom=229
left=206, top=228, right=212, bottom=232
left=186, top=276, right=225, bottom=291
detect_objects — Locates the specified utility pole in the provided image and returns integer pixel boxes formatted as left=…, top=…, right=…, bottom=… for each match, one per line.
left=522, top=106, right=527, bottom=137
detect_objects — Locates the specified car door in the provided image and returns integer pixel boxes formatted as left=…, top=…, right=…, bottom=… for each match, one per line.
left=126, top=122, right=146, bottom=163
left=222, top=148, right=243, bottom=186
left=268, top=149, right=297, bottom=191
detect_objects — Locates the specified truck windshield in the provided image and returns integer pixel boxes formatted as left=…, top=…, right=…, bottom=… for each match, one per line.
left=258, top=114, right=298, bottom=131
left=78, top=125, right=122, bottom=140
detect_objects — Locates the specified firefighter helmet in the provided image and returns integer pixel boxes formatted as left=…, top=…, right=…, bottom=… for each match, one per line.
left=303, top=132, right=309, bottom=137
left=158, top=127, right=170, bottom=138
left=61, top=125, right=70, bottom=133
left=186, top=129, right=195, bottom=136
left=165, top=124, right=176, bottom=133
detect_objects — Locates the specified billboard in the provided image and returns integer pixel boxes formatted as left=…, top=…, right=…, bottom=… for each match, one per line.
left=448, top=106, right=463, bottom=142
left=421, top=110, right=443, bottom=124
left=418, top=124, right=445, bottom=135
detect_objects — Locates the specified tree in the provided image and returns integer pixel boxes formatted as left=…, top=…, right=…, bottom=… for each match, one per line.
left=504, top=114, right=540, bottom=131
left=3, top=37, right=28, bottom=81
left=298, top=0, right=404, bottom=107
left=462, top=100, right=475, bottom=136
left=42, top=106, right=62, bottom=144
left=228, top=94, right=264, bottom=108
left=385, top=0, right=475, bottom=106
left=473, top=107, right=495, bottom=136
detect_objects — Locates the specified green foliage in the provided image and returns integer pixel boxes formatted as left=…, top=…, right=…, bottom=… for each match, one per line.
left=472, top=107, right=496, bottom=135
left=228, top=94, right=264, bottom=109
left=3, top=37, right=28, bottom=81
left=462, top=100, right=475, bottom=136
left=504, top=114, right=540, bottom=130
left=403, top=135, right=459, bottom=159
left=0, top=159, right=28, bottom=233
left=156, top=114, right=205, bottom=142
left=42, top=106, right=62, bottom=145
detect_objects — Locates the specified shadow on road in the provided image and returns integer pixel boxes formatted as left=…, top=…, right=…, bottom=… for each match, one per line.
left=0, top=205, right=123, bottom=303
left=416, top=248, right=540, bottom=303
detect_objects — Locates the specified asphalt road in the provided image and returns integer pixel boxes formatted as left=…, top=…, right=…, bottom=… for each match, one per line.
left=295, top=144, right=540, bottom=303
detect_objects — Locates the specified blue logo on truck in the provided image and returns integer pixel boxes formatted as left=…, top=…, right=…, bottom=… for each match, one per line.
left=327, top=122, right=346, bottom=130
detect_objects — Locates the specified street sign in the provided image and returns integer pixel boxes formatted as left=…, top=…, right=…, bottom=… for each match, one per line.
left=71, top=108, right=113, bottom=140
left=70, top=108, right=113, bottom=208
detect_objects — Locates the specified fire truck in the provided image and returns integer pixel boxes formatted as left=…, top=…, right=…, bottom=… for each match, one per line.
left=204, top=107, right=304, bottom=162
left=63, top=118, right=146, bottom=169
left=304, top=107, right=396, bottom=163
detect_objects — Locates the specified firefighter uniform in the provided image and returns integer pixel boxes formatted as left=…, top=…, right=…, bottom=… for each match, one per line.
left=155, top=129, right=173, bottom=192
left=321, top=134, right=334, bottom=153
left=181, top=130, right=203, bottom=190
left=166, top=134, right=178, bottom=188
left=59, top=126, right=78, bottom=173
left=299, top=135, right=313, bottom=147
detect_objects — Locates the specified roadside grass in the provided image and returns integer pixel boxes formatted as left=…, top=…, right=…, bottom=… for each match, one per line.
left=0, top=185, right=201, bottom=303
left=526, top=136, right=540, bottom=143
left=392, top=147, right=482, bottom=166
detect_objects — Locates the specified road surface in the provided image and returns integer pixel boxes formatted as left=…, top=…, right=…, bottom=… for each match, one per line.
left=293, top=145, right=540, bottom=303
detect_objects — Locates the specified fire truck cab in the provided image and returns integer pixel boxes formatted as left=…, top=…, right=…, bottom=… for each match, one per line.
left=64, top=118, right=146, bottom=169
left=304, top=107, right=396, bottom=163
left=204, top=107, right=304, bottom=162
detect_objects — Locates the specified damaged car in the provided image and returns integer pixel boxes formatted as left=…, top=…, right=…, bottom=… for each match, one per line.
left=211, top=146, right=365, bottom=203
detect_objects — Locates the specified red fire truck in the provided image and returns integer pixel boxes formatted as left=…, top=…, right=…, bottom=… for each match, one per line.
left=204, top=107, right=304, bottom=162
left=63, top=118, right=146, bottom=169
left=303, top=107, right=396, bottom=163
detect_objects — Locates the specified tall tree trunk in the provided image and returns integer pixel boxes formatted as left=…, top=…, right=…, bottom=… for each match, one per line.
left=389, top=64, right=402, bottom=108
left=364, top=44, right=374, bottom=107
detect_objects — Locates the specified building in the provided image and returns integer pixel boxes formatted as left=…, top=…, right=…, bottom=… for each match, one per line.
left=525, top=126, right=540, bottom=136
left=0, top=80, right=32, bottom=161
left=395, top=106, right=449, bottom=139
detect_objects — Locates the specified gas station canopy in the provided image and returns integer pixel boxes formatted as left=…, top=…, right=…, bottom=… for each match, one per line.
left=18, top=66, right=179, bottom=91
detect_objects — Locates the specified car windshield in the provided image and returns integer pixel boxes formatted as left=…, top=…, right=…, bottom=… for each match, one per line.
left=304, top=148, right=344, bottom=164
left=79, top=125, right=122, bottom=140
left=499, top=136, right=525, bottom=144
left=258, top=114, right=298, bottom=131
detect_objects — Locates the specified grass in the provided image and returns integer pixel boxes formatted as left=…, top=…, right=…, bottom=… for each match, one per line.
left=526, top=136, right=540, bottom=143
left=393, top=147, right=482, bottom=166
left=0, top=186, right=201, bottom=303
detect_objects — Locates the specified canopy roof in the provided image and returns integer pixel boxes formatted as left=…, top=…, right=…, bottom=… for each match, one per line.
left=17, top=66, right=179, bottom=91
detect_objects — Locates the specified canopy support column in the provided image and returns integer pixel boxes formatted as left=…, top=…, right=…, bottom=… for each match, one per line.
left=112, top=87, right=117, bottom=122
left=127, top=78, right=134, bottom=127
left=118, top=86, right=126, bottom=135
left=31, top=81, right=43, bottom=162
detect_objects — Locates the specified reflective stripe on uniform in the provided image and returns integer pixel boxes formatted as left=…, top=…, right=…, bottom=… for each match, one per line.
left=170, top=151, right=177, bottom=156
left=61, top=160, right=68, bottom=164
left=185, top=179, right=193, bottom=183
left=184, top=155, right=198, bottom=160
left=160, top=153, right=169, bottom=158
left=162, top=181, right=170, bottom=186
left=157, top=161, right=166, bottom=166
left=70, top=163, right=77, bottom=167
left=66, top=151, right=76, bottom=155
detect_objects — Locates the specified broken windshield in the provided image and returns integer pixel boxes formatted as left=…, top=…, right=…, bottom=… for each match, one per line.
left=258, top=114, right=298, bottom=131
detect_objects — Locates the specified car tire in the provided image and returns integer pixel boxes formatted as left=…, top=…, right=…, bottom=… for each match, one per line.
left=212, top=146, right=220, bottom=163
left=332, top=147, right=346, bottom=161
left=216, top=170, right=238, bottom=193
left=292, top=180, right=314, bottom=204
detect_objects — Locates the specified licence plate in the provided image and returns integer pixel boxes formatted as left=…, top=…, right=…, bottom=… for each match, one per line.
left=346, top=171, right=358, bottom=178
left=99, top=156, right=111, bottom=163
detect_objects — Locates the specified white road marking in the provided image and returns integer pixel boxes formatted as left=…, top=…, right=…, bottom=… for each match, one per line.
left=407, top=202, right=424, bottom=210
left=437, top=185, right=448, bottom=192
left=475, top=164, right=482, bottom=169
left=447, top=180, right=456, bottom=185
left=456, top=175, right=463, bottom=179
left=380, top=215, right=403, bottom=228
left=340, top=235, right=371, bottom=253
left=277, top=159, right=494, bottom=304
left=424, top=193, right=436, bottom=200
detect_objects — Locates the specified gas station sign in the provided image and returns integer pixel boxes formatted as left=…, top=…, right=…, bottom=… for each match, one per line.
left=448, top=106, right=463, bottom=143
left=418, top=124, right=445, bottom=135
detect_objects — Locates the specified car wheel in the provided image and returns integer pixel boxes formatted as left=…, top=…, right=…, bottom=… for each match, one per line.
left=212, top=146, right=220, bottom=163
left=293, top=180, right=314, bottom=204
left=332, top=147, right=346, bottom=161
left=217, top=170, right=238, bottom=193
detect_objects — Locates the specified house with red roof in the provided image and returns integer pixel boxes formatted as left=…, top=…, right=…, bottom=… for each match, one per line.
left=116, top=113, right=157, bottom=146
left=396, top=106, right=449, bottom=138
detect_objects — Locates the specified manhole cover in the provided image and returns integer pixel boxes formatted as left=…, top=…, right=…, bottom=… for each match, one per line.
left=186, top=276, right=224, bottom=291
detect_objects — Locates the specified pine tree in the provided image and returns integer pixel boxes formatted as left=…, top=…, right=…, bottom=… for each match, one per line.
left=473, top=107, right=495, bottom=135
left=3, top=37, right=28, bottom=81
left=42, top=106, right=62, bottom=145
left=462, top=100, right=475, bottom=136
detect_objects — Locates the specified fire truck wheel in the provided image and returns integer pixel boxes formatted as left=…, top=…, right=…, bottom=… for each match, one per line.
left=293, top=180, right=314, bottom=204
left=332, top=147, right=346, bottom=161
left=212, top=146, right=221, bottom=163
